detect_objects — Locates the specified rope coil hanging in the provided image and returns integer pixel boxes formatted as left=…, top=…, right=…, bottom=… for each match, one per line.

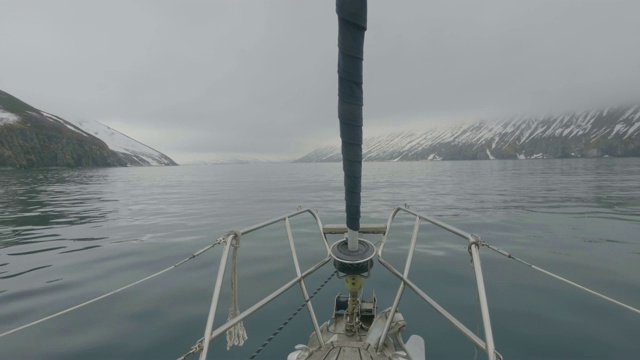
left=178, top=270, right=338, bottom=360
left=226, top=230, right=248, bottom=350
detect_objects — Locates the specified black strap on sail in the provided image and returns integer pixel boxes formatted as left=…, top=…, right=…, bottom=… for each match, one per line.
left=337, top=0, right=366, bottom=233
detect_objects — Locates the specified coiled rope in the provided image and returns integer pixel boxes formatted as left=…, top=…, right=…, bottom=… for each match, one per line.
left=476, top=238, right=640, bottom=316
left=0, top=235, right=227, bottom=339
left=178, top=270, right=337, bottom=360
left=226, top=230, right=247, bottom=350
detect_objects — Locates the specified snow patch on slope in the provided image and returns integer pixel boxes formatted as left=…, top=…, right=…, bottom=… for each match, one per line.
left=625, top=121, right=640, bottom=139
left=41, top=111, right=88, bottom=136
left=75, top=119, right=171, bottom=165
left=0, top=109, right=20, bottom=125
left=38, top=110, right=175, bottom=166
left=486, top=148, right=496, bottom=160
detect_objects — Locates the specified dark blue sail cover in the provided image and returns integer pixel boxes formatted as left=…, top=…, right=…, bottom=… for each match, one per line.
left=337, top=0, right=366, bottom=232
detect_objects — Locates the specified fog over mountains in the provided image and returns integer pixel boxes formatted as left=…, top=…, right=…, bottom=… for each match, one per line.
left=4, top=86, right=640, bottom=167
left=296, top=105, right=640, bottom=162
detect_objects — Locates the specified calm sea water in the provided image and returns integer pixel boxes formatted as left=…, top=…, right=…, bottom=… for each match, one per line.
left=1, top=159, right=639, bottom=360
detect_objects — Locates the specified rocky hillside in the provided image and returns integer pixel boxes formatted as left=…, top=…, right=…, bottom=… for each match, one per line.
left=0, top=90, right=177, bottom=168
left=296, top=105, right=640, bottom=162
left=67, top=118, right=177, bottom=166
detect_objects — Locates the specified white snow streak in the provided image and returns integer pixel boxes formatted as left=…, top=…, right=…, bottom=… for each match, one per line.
left=620, top=106, right=638, bottom=120
left=609, top=124, right=626, bottom=138
left=0, top=109, right=19, bottom=125
left=625, top=121, right=640, bottom=139
left=41, top=111, right=88, bottom=136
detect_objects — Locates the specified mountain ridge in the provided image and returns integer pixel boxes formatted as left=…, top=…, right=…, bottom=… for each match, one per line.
left=0, top=90, right=177, bottom=168
left=296, top=104, right=640, bottom=162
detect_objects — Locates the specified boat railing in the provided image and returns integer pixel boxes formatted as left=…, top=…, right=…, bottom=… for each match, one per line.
left=197, top=206, right=501, bottom=360
left=198, top=208, right=332, bottom=360
left=377, top=207, right=500, bottom=360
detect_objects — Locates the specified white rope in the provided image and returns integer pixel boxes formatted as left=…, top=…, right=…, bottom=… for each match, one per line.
left=226, top=230, right=248, bottom=350
left=0, top=238, right=224, bottom=339
left=480, top=240, right=640, bottom=316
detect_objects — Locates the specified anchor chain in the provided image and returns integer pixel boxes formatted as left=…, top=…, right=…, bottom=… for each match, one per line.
left=248, top=271, right=337, bottom=360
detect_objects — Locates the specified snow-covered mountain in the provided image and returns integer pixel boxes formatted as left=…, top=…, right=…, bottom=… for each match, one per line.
left=43, top=113, right=178, bottom=166
left=0, top=89, right=177, bottom=168
left=296, top=105, right=640, bottom=162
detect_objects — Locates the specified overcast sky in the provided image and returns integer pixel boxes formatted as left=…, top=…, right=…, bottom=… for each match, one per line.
left=2, top=0, right=640, bottom=163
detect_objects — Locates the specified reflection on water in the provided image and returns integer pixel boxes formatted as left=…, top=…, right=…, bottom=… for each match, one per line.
left=59, top=245, right=102, bottom=254
left=0, top=159, right=639, bottom=359
left=364, top=158, right=640, bottom=218
left=0, top=169, right=117, bottom=281
left=0, top=265, right=52, bottom=279
left=0, top=169, right=115, bottom=247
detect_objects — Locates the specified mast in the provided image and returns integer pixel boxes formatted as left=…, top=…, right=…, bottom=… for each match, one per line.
left=337, top=0, right=366, bottom=250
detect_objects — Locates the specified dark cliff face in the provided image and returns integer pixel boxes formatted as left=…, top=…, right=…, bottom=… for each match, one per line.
left=0, top=119, right=127, bottom=169
left=0, top=90, right=126, bottom=169
left=0, top=90, right=180, bottom=168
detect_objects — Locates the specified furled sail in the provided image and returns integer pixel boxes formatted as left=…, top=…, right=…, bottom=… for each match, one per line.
left=337, top=0, right=366, bottom=240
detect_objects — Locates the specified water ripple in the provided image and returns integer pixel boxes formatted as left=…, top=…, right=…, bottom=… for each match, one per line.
left=0, top=160, right=638, bottom=359
left=0, top=265, right=52, bottom=279
left=59, top=245, right=101, bottom=254
left=7, top=246, right=67, bottom=256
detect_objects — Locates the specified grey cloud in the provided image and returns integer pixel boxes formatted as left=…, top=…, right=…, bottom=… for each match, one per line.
left=1, top=0, right=639, bottom=160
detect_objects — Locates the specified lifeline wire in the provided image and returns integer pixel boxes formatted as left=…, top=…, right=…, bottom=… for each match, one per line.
left=479, top=240, right=640, bottom=316
left=0, top=236, right=226, bottom=339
